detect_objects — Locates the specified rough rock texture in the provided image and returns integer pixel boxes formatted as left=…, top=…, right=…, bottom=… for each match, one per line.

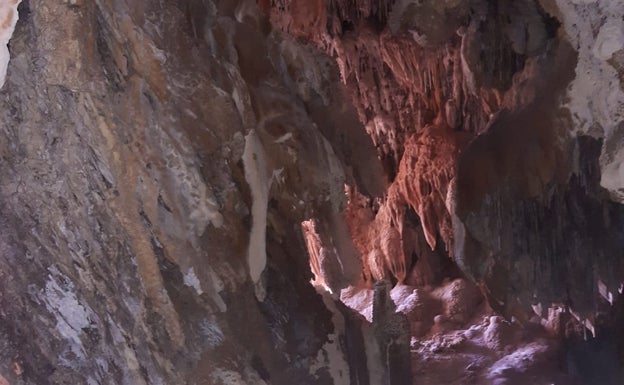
left=341, top=280, right=582, bottom=384
left=543, top=0, right=624, bottom=202
left=283, top=0, right=624, bottom=382
left=278, top=0, right=568, bottom=289
left=371, top=280, right=412, bottom=385
left=0, top=0, right=382, bottom=384
left=2, top=0, right=624, bottom=384
left=283, top=0, right=624, bottom=327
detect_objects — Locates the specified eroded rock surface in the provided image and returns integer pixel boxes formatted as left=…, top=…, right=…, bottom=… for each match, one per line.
left=2, top=0, right=624, bottom=384
left=0, top=0, right=380, bottom=384
left=287, top=0, right=624, bottom=330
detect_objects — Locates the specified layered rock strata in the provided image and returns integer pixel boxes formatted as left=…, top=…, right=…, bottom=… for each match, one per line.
left=0, top=0, right=380, bottom=383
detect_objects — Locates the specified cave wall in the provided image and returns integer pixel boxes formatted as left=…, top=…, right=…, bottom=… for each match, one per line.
left=269, top=0, right=624, bottom=324
left=0, top=0, right=384, bottom=383
left=1, top=0, right=624, bottom=383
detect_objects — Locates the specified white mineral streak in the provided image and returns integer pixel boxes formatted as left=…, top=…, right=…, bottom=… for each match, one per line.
left=242, top=130, right=270, bottom=284
left=44, top=273, right=92, bottom=361
left=0, top=0, right=21, bottom=88
left=183, top=267, right=203, bottom=295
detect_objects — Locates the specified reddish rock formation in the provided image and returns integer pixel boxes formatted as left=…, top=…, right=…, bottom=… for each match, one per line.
left=284, top=0, right=563, bottom=292
left=287, top=0, right=623, bottom=325
left=291, top=0, right=624, bottom=382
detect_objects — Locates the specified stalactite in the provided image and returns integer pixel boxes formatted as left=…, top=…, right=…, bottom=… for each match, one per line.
left=302, top=219, right=326, bottom=289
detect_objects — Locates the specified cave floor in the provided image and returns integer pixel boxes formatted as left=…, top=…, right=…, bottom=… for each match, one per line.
left=340, top=281, right=582, bottom=385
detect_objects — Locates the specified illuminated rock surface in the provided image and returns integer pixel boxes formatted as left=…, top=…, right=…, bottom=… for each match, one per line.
left=1, top=0, right=623, bottom=384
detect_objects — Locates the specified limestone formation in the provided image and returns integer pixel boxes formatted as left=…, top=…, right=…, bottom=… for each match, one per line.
left=1, top=0, right=624, bottom=384
left=372, top=280, right=412, bottom=385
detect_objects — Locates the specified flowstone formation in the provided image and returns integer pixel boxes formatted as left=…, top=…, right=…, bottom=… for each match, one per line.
left=0, top=0, right=623, bottom=384
left=279, top=0, right=624, bottom=328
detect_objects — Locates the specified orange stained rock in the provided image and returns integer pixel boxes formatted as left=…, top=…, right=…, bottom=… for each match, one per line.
left=343, top=186, right=408, bottom=284
left=289, top=0, right=327, bottom=37
left=395, top=123, right=467, bottom=251
left=341, top=124, right=469, bottom=285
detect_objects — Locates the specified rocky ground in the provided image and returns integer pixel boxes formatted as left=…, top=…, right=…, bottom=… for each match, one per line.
left=341, top=279, right=617, bottom=384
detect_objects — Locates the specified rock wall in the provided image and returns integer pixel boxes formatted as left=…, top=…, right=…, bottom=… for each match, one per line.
left=275, top=0, right=624, bottom=325
left=2, top=0, right=624, bottom=384
left=0, top=0, right=383, bottom=383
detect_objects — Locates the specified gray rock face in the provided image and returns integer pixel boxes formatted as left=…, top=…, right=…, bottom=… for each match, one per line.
left=0, top=0, right=380, bottom=383
left=372, top=280, right=412, bottom=385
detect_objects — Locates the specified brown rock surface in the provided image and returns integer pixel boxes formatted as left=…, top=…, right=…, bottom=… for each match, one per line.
left=2, top=0, right=624, bottom=384
left=0, top=0, right=380, bottom=383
